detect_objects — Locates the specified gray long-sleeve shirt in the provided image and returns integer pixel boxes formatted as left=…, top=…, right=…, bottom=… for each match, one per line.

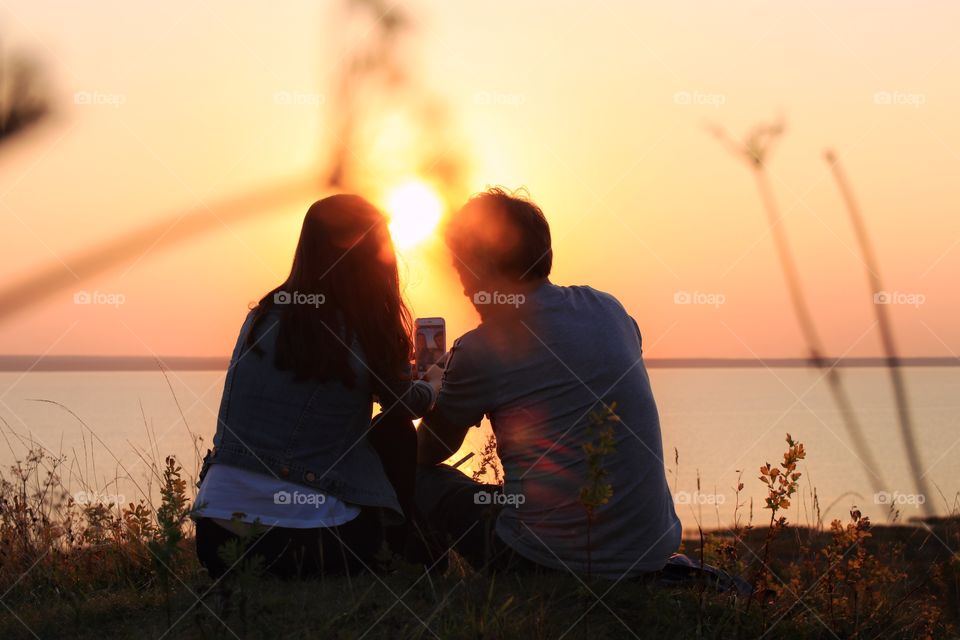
left=428, top=282, right=681, bottom=578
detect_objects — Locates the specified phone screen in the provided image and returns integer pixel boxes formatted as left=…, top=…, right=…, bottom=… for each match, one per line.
left=415, top=318, right=446, bottom=375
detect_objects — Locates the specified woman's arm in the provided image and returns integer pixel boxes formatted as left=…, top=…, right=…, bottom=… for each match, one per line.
left=377, top=376, right=437, bottom=419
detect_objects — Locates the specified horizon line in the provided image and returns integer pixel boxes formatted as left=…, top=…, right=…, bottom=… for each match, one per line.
left=0, top=355, right=957, bottom=372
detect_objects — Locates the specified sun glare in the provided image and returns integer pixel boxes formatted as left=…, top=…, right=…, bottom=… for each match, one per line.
left=385, top=181, right=444, bottom=250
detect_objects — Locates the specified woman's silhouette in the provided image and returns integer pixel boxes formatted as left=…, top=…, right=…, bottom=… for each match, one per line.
left=193, top=194, right=441, bottom=578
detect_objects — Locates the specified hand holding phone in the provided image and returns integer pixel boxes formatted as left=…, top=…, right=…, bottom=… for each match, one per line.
left=415, top=317, right=446, bottom=378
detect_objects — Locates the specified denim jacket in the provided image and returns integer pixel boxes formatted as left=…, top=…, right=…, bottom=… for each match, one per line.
left=199, top=309, right=434, bottom=519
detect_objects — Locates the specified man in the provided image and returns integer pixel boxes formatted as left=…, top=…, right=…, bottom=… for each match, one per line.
left=416, top=188, right=681, bottom=580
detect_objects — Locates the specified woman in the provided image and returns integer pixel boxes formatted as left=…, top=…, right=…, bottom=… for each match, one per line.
left=193, top=194, right=441, bottom=579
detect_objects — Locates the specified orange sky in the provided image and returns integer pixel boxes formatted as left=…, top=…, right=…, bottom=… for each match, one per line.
left=0, top=0, right=958, bottom=361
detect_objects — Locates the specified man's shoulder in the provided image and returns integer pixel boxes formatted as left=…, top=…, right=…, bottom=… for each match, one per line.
left=442, top=328, right=499, bottom=383
left=451, top=325, right=497, bottom=355
left=449, top=322, right=517, bottom=370
left=557, top=284, right=629, bottom=314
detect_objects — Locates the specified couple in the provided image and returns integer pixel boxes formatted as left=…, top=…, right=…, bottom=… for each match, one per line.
left=193, top=188, right=682, bottom=582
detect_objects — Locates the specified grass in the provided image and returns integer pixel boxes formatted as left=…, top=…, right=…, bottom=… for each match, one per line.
left=1, top=429, right=957, bottom=639
left=0, top=564, right=816, bottom=640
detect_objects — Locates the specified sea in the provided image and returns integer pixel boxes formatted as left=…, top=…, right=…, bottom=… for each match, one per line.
left=1, top=366, right=956, bottom=532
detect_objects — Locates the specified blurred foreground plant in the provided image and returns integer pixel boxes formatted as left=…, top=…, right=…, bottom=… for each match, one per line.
left=579, top=403, right=619, bottom=579
left=709, top=121, right=886, bottom=502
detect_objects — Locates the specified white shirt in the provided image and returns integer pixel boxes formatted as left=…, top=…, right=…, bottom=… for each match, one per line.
left=193, top=464, right=361, bottom=529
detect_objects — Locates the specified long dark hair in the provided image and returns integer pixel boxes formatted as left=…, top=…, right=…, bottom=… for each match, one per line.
left=247, top=194, right=413, bottom=392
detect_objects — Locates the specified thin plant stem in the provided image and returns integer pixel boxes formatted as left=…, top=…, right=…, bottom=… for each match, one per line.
left=711, top=121, right=886, bottom=498
left=825, top=150, right=934, bottom=519
left=753, top=166, right=886, bottom=498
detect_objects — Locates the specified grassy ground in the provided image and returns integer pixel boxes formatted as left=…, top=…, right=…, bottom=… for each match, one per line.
left=1, top=437, right=958, bottom=638
left=0, top=553, right=808, bottom=639
left=1, top=521, right=956, bottom=639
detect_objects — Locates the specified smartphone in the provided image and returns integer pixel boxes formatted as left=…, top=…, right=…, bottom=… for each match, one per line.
left=414, top=317, right=446, bottom=376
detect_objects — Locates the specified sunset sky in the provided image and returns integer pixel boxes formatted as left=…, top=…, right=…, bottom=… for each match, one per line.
left=1, top=0, right=958, bottom=361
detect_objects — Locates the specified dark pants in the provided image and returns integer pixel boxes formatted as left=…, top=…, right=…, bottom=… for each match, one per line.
left=414, top=466, right=751, bottom=589
left=195, top=507, right=382, bottom=579
left=195, top=412, right=418, bottom=580
left=414, top=463, right=545, bottom=573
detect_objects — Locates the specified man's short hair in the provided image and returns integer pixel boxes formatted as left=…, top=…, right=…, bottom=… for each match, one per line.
left=445, top=187, right=552, bottom=282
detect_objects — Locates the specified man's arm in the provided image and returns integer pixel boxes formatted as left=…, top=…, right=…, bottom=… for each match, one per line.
left=417, top=417, right=471, bottom=466
left=416, top=335, right=497, bottom=466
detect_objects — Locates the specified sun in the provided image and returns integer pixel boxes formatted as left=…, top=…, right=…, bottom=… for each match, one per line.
left=385, top=181, right=444, bottom=250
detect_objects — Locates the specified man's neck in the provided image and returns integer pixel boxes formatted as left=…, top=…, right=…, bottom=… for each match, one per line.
left=474, top=278, right=549, bottom=320
left=490, top=277, right=549, bottom=296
